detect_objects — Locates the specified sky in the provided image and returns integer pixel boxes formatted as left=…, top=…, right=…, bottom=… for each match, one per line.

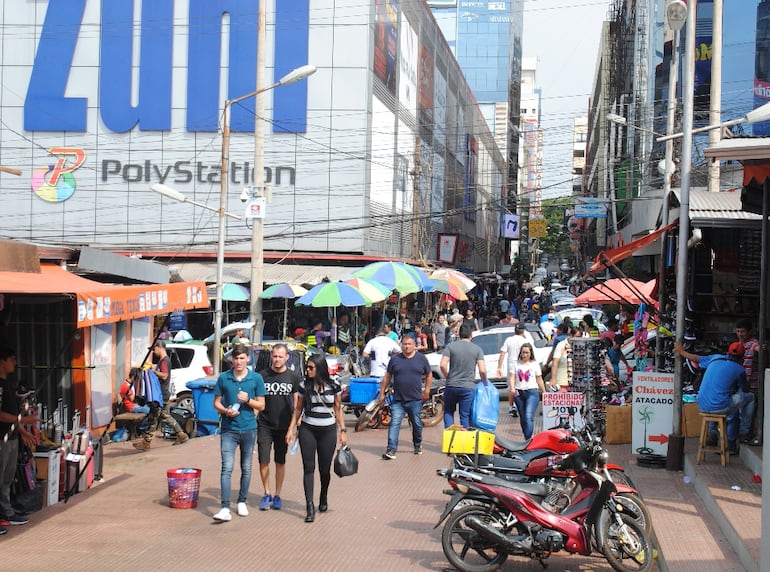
left=522, top=0, right=612, bottom=199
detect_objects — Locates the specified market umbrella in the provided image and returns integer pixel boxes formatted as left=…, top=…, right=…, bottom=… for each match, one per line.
left=574, top=278, right=656, bottom=306
left=429, top=268, right=476, bottom=292
left=428, top=278, right=469, bottom=301
left=259, top=283, right=308, bottom=339
left=295, top=281, right=373, bottom=308
left=221, top=283, right=249, bottom=301
left=345, top=277, right=391, bottom=303
left=352, top=261, right=430, bottom=294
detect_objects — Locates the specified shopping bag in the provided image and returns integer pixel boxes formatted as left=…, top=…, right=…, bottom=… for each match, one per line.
left=333, top=445, right=359, bottom=478
left=471, top=381, right=500, bottom=431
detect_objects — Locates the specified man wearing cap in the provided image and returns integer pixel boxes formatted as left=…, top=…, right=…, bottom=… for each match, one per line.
left=674, top=341, right=755, bottom=454
left=540, top=313, right=557, bottom=341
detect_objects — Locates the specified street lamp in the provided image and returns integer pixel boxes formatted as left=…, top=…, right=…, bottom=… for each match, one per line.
left=151, top=183, right=241, bottom=376
left=221, top=63, right=316, bottom=344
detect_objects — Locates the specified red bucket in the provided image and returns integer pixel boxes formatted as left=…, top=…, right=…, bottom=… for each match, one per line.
left=167, top=468, right=202, bottom=509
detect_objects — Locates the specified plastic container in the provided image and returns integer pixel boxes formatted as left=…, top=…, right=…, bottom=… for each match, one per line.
left=167, top=467, right=202, bottom=509
left=186, top=378, right=220, bottom=436
left=348, top=377, right=380, bottom=404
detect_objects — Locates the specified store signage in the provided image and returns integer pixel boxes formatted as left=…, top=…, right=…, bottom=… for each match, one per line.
left=574, top=197, right=608, bottom=219
left=542, top=392, right=585, bottom=430
left=631, top=371, right=675, bottom=456
left=24, top=0, right=310, bottom=133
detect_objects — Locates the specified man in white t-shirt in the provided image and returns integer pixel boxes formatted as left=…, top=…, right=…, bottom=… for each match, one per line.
left=362, top=330, right=402, bottom=377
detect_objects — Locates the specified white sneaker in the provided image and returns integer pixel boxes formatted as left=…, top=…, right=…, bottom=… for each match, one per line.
left=213, top=508, right=232, bottom=522
left=237, top=502, right=249, bottom=517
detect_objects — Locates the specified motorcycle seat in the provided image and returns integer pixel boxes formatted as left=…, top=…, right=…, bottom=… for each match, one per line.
left=495, top=434, right=530, bottom=452
left=474, top=471, right=548, bottom=499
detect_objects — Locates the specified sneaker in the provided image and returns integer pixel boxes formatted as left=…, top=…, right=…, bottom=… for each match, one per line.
left=272, top=495, right=282, bottom=510
left=259, top=494, right=273, bottom=511
left=739, top=433, right=754, bottom=444
left=382, top=449, right=396, bottom=460
left=213, top=507, right=232, bottom=522
left=414, top=445, right=423, bottom=455
left=236, top=502, right=249, bottom=517
left=132, top=440, right=150, bottom=451
left=728, top=445, right=741, bottom=456
left=508, top=406, right=518, bottom=418
left=6, top=514, right=28, bottom=526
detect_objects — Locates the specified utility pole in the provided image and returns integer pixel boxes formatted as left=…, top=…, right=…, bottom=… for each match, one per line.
left=707, top=0, right=722, bottom=192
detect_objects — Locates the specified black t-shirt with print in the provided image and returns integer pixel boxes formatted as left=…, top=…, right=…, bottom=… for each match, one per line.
left=258, top=368, right=301, bottom=430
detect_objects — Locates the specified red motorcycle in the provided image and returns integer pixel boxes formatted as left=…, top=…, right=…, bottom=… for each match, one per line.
left=436, top=442, right=653, bottom=572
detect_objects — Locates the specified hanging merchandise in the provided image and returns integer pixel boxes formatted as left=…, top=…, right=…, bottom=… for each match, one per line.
left=569, top=337, right=606, bottom=432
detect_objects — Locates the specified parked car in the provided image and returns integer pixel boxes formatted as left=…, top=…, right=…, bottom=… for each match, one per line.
left=470, top=326, right=552, bottom=391
left=165, top=342, right=214, bottom=410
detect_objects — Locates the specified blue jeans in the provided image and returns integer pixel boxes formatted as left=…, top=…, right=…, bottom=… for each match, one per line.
left=219, top=429, right=257, bottom=508
left=387, top=400, right=422, bottom=452
left=514, top=389, right=540, bottom=439
left=704, top=390, right=755, bottom=446
left=443, top=386, right=475, bottom=428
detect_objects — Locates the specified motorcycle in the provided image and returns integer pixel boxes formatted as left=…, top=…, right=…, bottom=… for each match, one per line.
left=354, top=382, right=445, bottom=432
left=492, top=425, right=637, bottom=488
left=436, top=442, right=654, bottom=572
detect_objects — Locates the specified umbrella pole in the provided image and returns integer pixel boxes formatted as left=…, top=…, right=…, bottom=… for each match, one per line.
left=282, top=299, right=288, bottom=339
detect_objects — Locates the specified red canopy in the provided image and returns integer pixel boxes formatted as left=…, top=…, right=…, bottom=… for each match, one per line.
left=588, top=221, right=678, bottom=275
left=574, top=278, right=657, bottom=306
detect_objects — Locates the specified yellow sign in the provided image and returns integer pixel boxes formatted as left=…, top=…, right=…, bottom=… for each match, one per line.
left=529, top=218, right=547, bottom=238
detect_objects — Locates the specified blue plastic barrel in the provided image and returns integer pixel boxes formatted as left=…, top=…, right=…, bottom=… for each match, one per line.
left=185, top=378, right=220, bottom=436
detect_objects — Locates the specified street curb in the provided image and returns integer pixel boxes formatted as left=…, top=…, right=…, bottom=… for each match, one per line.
left=684, top=452, right=759, bottom=572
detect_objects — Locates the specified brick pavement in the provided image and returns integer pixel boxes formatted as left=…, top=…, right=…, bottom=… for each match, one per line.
left=0, top=403, right=756, bottom=571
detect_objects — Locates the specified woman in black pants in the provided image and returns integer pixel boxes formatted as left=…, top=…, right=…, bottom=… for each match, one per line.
left=286, top=353, right=347, bottom=522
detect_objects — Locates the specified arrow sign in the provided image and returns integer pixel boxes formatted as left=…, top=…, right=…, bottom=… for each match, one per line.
left=649, top=434, right=669, bottom=445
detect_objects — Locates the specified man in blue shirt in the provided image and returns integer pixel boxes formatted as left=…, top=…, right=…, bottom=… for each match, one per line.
left=379, top=335, right=432, bottom=459
left=212, top=345, right=266, bottom=521
left=674, top=341, right=755, bottom=454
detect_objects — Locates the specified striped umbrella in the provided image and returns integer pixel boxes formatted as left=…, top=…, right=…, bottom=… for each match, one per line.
left=429, top=268, right=476, bottom=292
left=428, top=278, right=469, bottom=301
left=352, top=261, right=431, bottom=294
left=295, top=282, right=373, bottom=308
left=259, top=283, right=308, bottom=339
left=345, top=277, right=391, bottom=303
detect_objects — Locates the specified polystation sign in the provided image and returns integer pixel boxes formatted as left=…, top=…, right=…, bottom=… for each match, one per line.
left=631, top=371, right=675, bottom=456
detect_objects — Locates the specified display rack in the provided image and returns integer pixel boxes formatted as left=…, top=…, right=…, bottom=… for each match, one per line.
left=570, top=337, right=606, bottom=433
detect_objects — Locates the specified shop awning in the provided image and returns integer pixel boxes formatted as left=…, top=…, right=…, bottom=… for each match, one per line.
left=173, top=261, right=355, bottom=286
left=588, top=221, right=678, bottom=274
left=0, top=264, right=208, bottom=328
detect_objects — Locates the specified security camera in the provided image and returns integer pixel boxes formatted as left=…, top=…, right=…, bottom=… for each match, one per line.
left=239, top=188, right=250, bottom=203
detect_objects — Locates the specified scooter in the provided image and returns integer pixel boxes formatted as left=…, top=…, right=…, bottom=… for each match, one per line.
left=436, top=442, right=653, bottom=572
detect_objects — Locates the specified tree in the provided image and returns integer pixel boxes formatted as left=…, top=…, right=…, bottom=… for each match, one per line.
left=538, top=197, right=572, bottom=260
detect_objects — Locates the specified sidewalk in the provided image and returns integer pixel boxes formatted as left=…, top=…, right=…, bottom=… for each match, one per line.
left=0, top=405, right=758, bottom=571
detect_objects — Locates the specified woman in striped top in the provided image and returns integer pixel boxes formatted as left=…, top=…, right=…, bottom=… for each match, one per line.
left=287, top=353, right=347, bottom=523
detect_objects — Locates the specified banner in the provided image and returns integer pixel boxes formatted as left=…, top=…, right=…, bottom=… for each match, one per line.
left=542, top=392, right=585, bottom=429
left=631, top=371, right=675, bottom=456
left=574, top=197, right=608, bottom=219
left=501, top=213, right=520, bottom=239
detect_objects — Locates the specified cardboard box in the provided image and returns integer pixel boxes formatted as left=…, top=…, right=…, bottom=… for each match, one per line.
left=442, top=426, right=495, bottom=455
left=33, top=449, right=61, bottom=506
left=682, top=402, right=702, bottom=437
left=604, top=405, right=632, bottom=444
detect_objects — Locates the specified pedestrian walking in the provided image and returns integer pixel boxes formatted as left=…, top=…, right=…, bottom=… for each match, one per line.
left=380, top=335, right=432, bottom=460
left=511, top=343, right=545, bottom=439
left=257, top=343, right=301, bottom=511
left=440, top=324, right=486, bottom=428
left=212, top=345, right=266, bottom=522
left=286, top=353, right=347, bottom=523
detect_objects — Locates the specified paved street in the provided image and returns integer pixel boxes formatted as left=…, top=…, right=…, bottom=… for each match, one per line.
left=0, top=403, right=753, bottom=571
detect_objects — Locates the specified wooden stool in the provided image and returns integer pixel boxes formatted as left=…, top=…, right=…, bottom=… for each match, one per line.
left=697, top=413, right=728, bottom=467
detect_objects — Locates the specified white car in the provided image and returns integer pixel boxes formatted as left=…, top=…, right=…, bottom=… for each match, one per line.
left=470, top=326, right=552, bottom=390
left=165, top=342, right=214, bottom=410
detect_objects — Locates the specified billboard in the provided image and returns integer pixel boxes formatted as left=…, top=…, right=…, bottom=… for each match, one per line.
left=464, top=134, right=478, bottom=222
left=418, top=36, right=435, bottom=135
left=399, top=20, right=419, bottom=119
left=434, top=68, right=448, bottom=151
left=755, top=1, right=770, bottom=134
left=374, top=0, right=399, bottom=95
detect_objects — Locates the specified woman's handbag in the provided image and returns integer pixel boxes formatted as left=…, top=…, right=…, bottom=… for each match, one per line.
left=333, top=445, right=359, bottom=477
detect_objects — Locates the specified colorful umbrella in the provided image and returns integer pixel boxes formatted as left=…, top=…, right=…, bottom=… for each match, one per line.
left=428, top=278, right=469, bottom=301
left=221, top=283, right=250, bottom=301
left=259, top=283, right=308, bottom=299
left=295, top=282, right=373, bottom=308
left=259, top=283, right=308, bottom=339
left=429, top=268, right=476, bottom=292
left=345, top=277, right=391, bottom=303
left=352, top=261, right=430, bottom=294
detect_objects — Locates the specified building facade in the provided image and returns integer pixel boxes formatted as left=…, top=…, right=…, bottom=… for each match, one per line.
left=0, top=0, right=506, bottom=272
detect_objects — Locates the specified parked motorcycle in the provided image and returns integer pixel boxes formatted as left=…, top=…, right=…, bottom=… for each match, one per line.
left=354, top=382, right=444, bottom=432
left=436, top=442, right=653, bottom=572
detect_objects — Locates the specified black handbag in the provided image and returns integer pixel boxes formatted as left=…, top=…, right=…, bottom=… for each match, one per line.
left=333, top=445, right=359, bottom=478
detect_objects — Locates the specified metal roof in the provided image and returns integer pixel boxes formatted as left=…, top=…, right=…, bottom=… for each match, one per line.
left=171, top=261, right=355, bottom=286
left=669, top=189, right=762, bottom=228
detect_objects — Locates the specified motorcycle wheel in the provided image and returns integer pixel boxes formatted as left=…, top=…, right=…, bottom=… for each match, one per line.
left=421, top=397, right=444, bottom=427
left=609, top=468, right=638, bottom=489
left=355, top=406, right=377, bottom=432
left=614, top=493, right=652, bottom=535
left=601, top=512, right=654, bottom=572
left=441, top=504, right=508, bottom=572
